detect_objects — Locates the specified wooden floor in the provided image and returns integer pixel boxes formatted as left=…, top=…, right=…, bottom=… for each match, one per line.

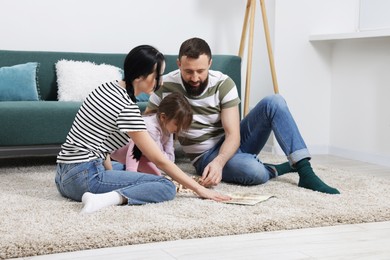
left=17, top=155, right=390, bottom=260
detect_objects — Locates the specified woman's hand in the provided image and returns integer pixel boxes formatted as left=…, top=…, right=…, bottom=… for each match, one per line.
left=196, top=186, right=231, bottom=202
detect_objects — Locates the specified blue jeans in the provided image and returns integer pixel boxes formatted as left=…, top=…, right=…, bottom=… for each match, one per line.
left=194, top=94, right=310, bottom=185
left=55, top=159, right=176, bottom=205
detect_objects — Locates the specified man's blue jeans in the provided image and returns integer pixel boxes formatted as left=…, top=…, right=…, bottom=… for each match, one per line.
left=194, top=94, right=310, bottom=185
left=55, top=159, right=176, bottom=204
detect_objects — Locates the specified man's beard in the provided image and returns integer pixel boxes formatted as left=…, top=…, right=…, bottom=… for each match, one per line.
left=182, top=76, right=208, bottom=97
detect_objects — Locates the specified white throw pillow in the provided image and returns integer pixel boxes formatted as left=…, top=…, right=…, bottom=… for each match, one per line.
left=56, top=59, right=123, bottom=101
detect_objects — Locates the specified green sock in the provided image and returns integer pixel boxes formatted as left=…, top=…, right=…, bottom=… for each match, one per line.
left=296, top=159, right=340, bottom=194
left=264, top=161, right=296, bottom=177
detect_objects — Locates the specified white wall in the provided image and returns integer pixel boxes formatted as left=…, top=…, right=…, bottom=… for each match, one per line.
left=360, top=0, right=390, bottom=30
left=271, top=0, right=358, bottom=155
left=272, top=0, right=390, bottom=167
left=329, top=38, right=390, bottom=166
left=0, top=0, right=245, bottom=54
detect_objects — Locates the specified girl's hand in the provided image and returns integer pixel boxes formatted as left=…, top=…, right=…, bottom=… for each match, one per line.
left=104, top=154, right=113, bottom=170
left=196, top=186, right=231, bottom=202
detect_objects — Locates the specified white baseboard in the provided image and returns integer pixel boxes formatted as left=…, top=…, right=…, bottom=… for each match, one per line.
left=267, top=144, right=329, bottom=156
left=329, top=146, right=390, bottom=168
left=264, top=143, right=390, bottom=168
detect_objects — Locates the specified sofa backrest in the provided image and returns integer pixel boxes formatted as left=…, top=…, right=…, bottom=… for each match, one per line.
left=0, top=50, right=241, bottom=101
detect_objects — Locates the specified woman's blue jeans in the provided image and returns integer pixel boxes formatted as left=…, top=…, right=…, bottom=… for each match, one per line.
left=55, top=159, right=176, bottom=204
left=194, top=94, right=310, bottom=185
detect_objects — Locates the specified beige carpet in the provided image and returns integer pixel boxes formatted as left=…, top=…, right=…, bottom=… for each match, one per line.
left=1, top=154, right=390, bottom=259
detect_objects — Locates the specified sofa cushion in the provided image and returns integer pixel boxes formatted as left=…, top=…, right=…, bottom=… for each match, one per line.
left=0, top=101, right=82, bottom=146
left=0, top=62, right=40, bottom=101
left=0, top=51, right=241, bottom=101
left=56, top=59, right=123, bottom=101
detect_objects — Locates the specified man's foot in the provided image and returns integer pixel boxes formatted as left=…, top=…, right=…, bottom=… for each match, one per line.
left=264, top=161, right=296, bottom=177
left=296, top=159, right=340, bottom=194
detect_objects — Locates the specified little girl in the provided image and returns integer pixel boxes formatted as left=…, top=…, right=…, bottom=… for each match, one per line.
left=110, top=92, right=193, bottom=175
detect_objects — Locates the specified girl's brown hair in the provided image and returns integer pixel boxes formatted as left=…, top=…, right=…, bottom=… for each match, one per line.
left=133, top=92, right=192, bottom=161
left=148, top=92, right=193, bottom=135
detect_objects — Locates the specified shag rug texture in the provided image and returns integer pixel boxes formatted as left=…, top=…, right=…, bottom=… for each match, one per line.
left=1, top=153, right=390, bottom=259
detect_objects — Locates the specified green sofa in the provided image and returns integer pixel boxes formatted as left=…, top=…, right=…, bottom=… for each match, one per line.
left=0, top=49, right=241, bottom=158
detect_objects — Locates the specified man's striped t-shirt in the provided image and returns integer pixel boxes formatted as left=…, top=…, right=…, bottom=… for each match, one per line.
left=148, top=69, right=240, bottom=163
left=57, top=81, right=146, bottom=163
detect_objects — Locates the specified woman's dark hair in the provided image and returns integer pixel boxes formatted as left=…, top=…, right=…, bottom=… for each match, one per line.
left=123, top=45, right=165, bottom=102
left=178, top=37, right=212, bottom=61
left=125, top=45, right=164, bottom=161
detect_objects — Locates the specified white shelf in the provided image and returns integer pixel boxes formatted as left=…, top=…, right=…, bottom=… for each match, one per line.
left=309, top=28, right=390, bottom=42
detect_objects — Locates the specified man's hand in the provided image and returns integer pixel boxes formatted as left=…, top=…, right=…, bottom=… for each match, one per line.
left=200, top=159, right=224, bottom=187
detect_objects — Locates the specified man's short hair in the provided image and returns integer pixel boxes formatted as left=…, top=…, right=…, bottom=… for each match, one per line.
left=178, top=37, right=212, bottom=61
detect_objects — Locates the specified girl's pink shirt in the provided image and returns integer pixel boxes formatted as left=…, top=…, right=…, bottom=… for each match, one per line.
left=142, top=114, right=175, bottom=162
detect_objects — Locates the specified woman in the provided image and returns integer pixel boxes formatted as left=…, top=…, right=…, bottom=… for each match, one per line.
left=55, top=45, right=230, bottom=214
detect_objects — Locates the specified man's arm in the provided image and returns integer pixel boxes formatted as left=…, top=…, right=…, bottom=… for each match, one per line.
left=145, top=91, right=162, bottom=115
left=143, top=107, right=152, bottom=114
left=200, top=105, right=240, bottom=187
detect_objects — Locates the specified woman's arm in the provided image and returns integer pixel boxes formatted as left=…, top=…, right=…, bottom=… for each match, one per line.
left=128, top=130, right=231, bottom=202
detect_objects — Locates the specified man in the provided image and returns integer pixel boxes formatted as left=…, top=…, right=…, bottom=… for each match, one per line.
left=146, top=37, right=339, bottom=194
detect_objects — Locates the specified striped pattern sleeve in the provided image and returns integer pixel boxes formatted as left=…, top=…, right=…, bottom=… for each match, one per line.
left=57, top=81, right=146, bottom=163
